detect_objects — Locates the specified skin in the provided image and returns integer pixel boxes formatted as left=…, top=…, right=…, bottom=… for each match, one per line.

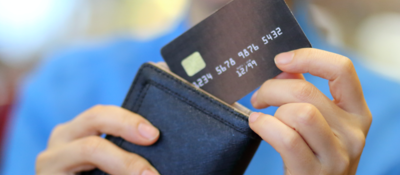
left=36, top=1, right=372, bottom=175
left=36, top=105, right=161, bottom=175
left=249, top=49, right=371, bottom=175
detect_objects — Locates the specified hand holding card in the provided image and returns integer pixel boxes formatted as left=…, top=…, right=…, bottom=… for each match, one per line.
left=249, top=48, right=372, bottom=175
left=162, top=0, right=311, bottom=104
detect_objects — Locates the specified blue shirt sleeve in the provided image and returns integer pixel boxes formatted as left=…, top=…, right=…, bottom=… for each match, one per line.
left=2, top=22, right=400, bottom=175
left=1, top=55, right=77, bottom=175
left=0, top=43, right=136, bottom=174
left=0, top=37, right=173, bottom=175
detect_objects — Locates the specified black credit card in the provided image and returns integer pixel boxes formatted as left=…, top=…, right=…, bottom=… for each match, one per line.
left=161, top=0, right=311, bottom=104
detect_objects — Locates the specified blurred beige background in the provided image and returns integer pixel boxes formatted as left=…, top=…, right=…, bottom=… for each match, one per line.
left=310, top=0, right=400, bottom=82
left=0, top=0, right=189, bottom=108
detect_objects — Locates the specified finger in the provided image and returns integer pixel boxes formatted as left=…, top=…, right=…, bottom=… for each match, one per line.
left=49, top=105, right=159, bottom=148
left=250, top=73, right=305, bottom=109
left=37, top=136, right=159, bottom=175
left=249, top=112, right=320, bottom=175
left=251, top=79, right=346, bottom=127
left=251, top=79, right=337, bottom=111
left=274, top=48, right=367, bottom=115
left=274, top=103, right=344, bottom=166
left=275, top=72, right=305, bottom=80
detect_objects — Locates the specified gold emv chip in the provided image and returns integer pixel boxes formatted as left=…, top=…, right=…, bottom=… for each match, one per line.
left=181, top=52, right=206, bottom=77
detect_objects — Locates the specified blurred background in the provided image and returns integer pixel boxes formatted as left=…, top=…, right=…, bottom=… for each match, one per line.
left=0, top=0, right=399, bottom=166
left=0, top=0, right=189, bottom=155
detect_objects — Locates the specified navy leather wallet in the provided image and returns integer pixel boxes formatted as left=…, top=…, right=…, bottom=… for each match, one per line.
left=83, top=63, right=261, bottom=175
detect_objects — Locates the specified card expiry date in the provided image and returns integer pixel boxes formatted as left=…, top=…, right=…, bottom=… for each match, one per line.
left=161, top=0, right=312, bottom=104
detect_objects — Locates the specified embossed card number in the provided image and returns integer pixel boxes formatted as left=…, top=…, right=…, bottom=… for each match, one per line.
left=162, top=0, right=311, bottom=104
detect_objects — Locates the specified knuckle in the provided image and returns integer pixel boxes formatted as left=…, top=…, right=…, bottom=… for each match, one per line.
left=49, top=123, right=65, bottom=139
left=89, top=105, right=107, bottom=115
left=366, top=112, right=373, bottom=127
left=262, top=79, right=273, bottom=87
left=294, top=81, right=317, bottom=101
left=47, top=123, right=69, bottom=147
left=88, top=105, right=116, bottom=116
left=335, top=154, right=350, bottom=174
left=36, top=151, right=50, bottom=165
left=36, top=151, right=54, bottom=173
left=83, top=105, right=105, bottom=121
left=337, top=57, right=355, bottom=75
left=349, top=130, right=367, bottom=157
left=260, top=80, right=273, bottom=93
left=281, top=132, right=302, bottom=151
left=256, top=79, right=275, bottom=100
left=297, top=103, right=318, bottom=125
left=79, top=136, right=104, bottom=158
left=35, top=153, right=46, bottom=173
left=124, top=154, right=150, bottom=175
left=91, top=104, right=107, bottom=111
left=83, top=105, right=115, bottom=122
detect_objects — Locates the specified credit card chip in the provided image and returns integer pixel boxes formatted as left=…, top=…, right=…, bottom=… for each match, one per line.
left=181, top=52, right=206, bottom=77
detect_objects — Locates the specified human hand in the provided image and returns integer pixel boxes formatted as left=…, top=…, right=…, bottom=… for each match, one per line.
left=36, top=105, right=160, bottom=175
left=249, top=48, right=372, bottom=175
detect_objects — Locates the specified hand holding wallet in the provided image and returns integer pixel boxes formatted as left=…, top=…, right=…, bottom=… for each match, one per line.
left=83, top=63, right=261, bottom=175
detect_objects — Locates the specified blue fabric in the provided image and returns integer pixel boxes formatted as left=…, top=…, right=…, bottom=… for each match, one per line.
left=2, top=5, right=400, bottom=175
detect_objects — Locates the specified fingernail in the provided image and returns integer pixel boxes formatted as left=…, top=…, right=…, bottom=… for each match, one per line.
left=138, top=123, right=159, bottom=141
left=275, top=51, right=294, bottom=65
left=141, top=169, right=158, bottom=175
left=249, top=112, right=261, bottom=123
left=251, top=91, right=258, bottom=104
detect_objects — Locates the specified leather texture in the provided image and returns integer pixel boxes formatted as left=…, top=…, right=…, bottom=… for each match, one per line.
left=83, top=63, right=261, bottom=175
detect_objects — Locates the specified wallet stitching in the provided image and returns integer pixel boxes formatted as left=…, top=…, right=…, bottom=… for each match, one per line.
left=142, top=64, right=249, bottom=121
left=146, top=81, right=253, bottom=137
left=98, top=64, right=258, bottom=175
left=123, top=64, right=257, bottom=139
left=134, top=84, right=151, bottom=112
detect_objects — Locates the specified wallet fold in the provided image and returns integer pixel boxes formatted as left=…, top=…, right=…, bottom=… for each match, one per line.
left=83, top=63, right=261, bottom=175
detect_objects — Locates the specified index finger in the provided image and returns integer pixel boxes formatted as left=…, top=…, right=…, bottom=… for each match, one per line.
left=274, top=48, right=368, bottom=115
left=48, top=105, right=160, bottom=148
